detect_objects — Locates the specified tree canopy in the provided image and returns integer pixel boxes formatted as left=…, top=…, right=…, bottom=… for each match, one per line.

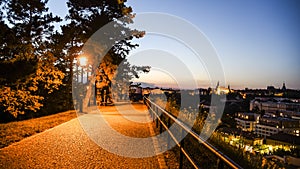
left=0, top=0, right=149, bottom=121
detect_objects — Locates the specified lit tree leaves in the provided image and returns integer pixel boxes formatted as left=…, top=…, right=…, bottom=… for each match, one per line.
left=0, top=87, right=44, bottom=118
left=65, top=0, right=149, bottom=101
left=0, top=0, right=64, bottom=119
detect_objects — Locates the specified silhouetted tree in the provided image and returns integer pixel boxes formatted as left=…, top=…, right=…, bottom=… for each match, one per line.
left=54, top=0, right=149, bottom=105
left=0, top=0, right=64, bottom=120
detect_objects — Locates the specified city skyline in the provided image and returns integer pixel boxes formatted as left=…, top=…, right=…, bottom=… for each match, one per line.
left=48, top=0, right=300, bottom=89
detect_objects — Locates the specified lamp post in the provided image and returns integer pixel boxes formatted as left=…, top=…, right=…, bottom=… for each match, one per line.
left=79, top=56, right=87, bottom=83
left=78, top=56, right=88, bottom=112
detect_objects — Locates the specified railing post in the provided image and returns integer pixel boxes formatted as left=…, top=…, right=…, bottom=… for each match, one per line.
left=156, top=115, right=159, bottom=128
left=179, top=128, right=185, bottom=169
left=149, top=103, right=153, bottom=119
left=152, top=110, right=155, bottom=122
left=150, top=103, right=155, bottom=125
left=152, top=103, right=158, bottom=128
left=167, top=117, right=171, bottom=149
left=159, top=115, right=163, bottom=133
left=217, top=158, right=224, bottom=169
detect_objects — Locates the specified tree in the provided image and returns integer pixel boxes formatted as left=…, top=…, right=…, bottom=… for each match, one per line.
left=58, top=0, right=149, bottom=108
left=0, top=0, right=64, bottom=121
left=50, top=21, right=85, bottom=109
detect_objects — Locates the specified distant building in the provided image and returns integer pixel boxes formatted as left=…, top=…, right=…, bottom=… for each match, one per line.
left=282, top=82, right=287, bottom=91
left=217, top=127, right=263, bottom=147
left=198, top=88, right=210, bottom=95
left=255, top=116, right=300, bottom=138
left=250, top=97, right=300, bottom=119
left=237, top=82, right=299, bottom=98
left=255, top=124, right=280, bottom=139
left=266, top=133, right=300, bottom=148
left=150, top=88, right=165, bottom=95
left=267, top=86, right=276, bottom=95
left=235, top=112, right=259, bottom=132
left=213, top=81, right=233, bottom=95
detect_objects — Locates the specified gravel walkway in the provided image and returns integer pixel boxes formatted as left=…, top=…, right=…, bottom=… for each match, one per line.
left=0, top=103, right=168, bottom=169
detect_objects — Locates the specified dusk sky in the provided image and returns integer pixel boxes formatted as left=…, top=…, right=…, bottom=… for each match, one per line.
left=48, top=0, right=300, bottom=89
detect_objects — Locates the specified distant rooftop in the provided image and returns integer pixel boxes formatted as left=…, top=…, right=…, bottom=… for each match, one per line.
left=267, top=133, right=300, bottom=145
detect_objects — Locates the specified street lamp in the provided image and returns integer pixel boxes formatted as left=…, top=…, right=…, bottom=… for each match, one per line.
left=77, top=56, right=88, bottom=112
left=78, top=56, right=88, bottom=83
left=79, top=56, right=87, bottom=67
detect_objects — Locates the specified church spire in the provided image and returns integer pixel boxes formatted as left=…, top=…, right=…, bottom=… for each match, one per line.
left=216, top=81, right=219, bottom=89
left=282, top=81, right=286, bottom=91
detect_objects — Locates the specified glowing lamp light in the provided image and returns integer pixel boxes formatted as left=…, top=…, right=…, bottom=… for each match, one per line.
left=79, top=56, right=88, bottom=67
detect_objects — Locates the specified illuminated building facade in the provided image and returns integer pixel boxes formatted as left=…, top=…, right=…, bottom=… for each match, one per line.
left=235, top=112, right=259, bottom=132
left=255, top=116, right=300, bottom=138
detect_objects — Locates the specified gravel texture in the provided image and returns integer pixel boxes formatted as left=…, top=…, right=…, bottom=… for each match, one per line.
left=0, top=103, right=171, bottom=169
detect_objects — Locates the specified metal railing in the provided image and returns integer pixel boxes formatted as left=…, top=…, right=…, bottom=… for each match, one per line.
left=144, top=97, right=243, bottom=169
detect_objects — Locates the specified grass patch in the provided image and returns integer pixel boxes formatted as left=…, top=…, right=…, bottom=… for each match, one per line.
left=0, top=110, right=77, bottom=149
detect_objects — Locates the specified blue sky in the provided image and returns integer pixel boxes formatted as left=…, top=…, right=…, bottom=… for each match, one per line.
left=48, top=0, right=300, bottom=89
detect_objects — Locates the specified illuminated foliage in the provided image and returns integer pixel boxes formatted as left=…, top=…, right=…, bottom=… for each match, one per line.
left=0, top=87, right=43, bottom=118
left=61, top=0, right=149, bottom=101
left=0, top=0, right=148, bottom=120
left=0, top=0, right=64, bottom=119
